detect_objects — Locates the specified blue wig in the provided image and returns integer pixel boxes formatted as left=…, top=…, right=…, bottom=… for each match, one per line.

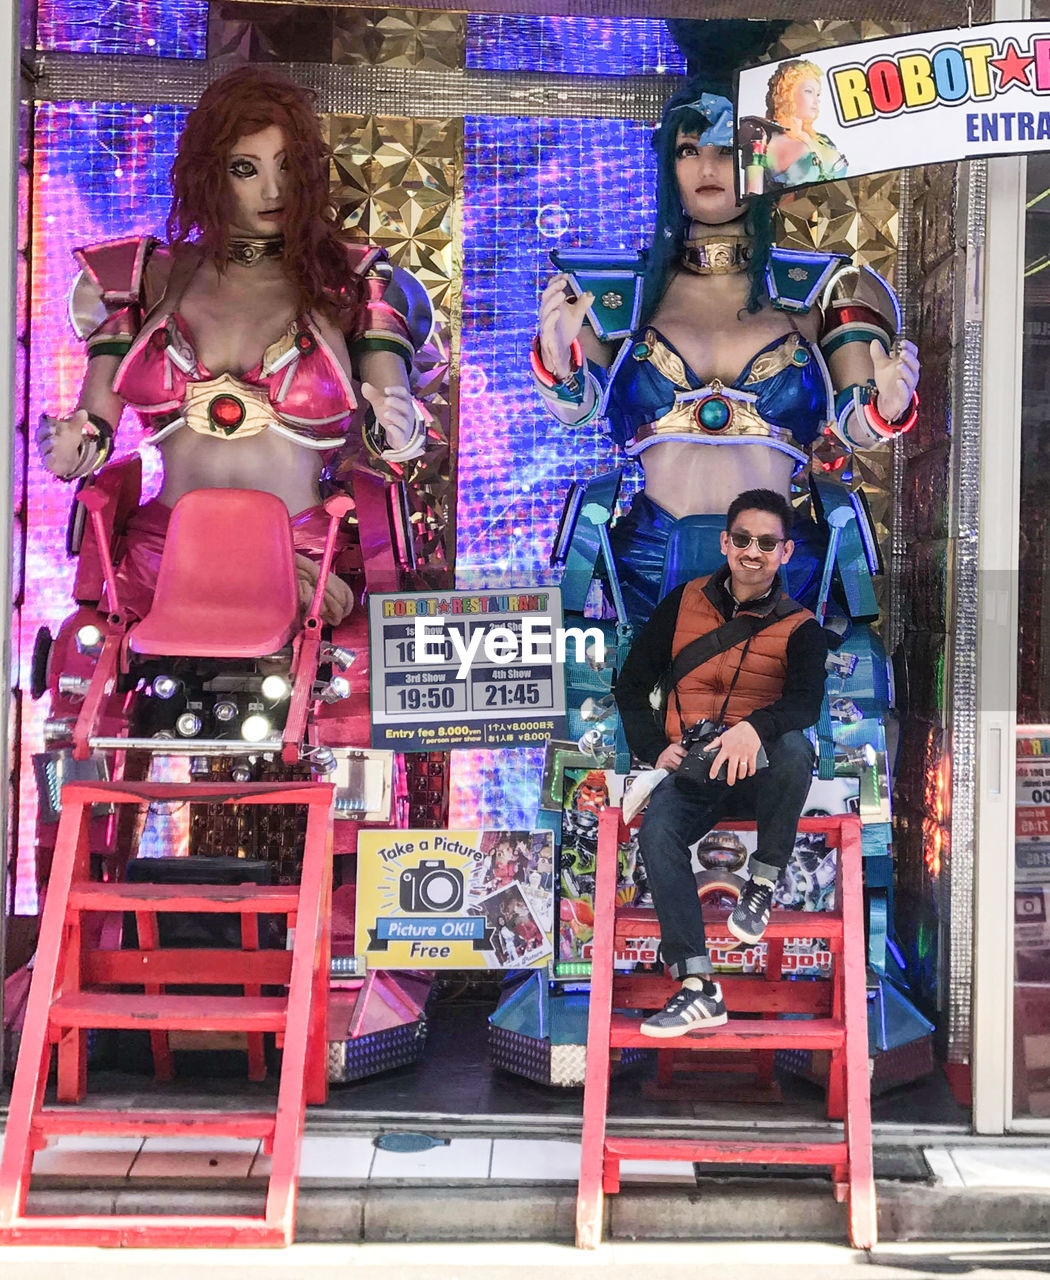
left=639, top=78, right=779, bottom=326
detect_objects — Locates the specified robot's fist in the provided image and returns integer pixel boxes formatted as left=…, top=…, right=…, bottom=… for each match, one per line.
left=538, top=274, right=593, bottom=380
left=36, top=409, right=88, bottom=477
left=870, top=339, right=919, bottom=424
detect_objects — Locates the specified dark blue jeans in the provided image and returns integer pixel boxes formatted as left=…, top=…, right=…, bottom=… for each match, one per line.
left=637, top=730, right=816, bottom=978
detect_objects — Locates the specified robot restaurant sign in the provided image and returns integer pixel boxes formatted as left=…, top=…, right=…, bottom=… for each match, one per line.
left=736, top=22, right=1050, bottom=196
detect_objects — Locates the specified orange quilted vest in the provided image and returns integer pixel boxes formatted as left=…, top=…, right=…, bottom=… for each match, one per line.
left=664, top=574, right=813, bottom=739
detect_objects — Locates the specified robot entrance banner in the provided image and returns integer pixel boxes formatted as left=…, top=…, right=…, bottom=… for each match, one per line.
left=368, top=588, right=568, bottom=751
left=356, top=829, right=555, bottom=970
left=736, top=22, right=1050, bottom=196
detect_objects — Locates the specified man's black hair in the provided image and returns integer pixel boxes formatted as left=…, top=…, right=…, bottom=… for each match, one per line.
left=725, top=488, right=794, bottom=540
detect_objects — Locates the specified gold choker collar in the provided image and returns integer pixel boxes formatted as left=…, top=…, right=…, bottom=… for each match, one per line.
left=680, top=233, right=753, bottom=276
left=227, top=235, right=285, bottom=267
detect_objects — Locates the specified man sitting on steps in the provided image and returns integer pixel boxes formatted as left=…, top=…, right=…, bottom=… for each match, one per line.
left=614, top=487, right=828, bottom=1037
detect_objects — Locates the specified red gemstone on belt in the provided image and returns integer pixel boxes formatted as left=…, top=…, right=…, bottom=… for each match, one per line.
left=209, top=394, right=246, bottom=432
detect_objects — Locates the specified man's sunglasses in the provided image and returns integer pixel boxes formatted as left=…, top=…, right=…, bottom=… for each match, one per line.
left=728, top=532, right=785, bottom=553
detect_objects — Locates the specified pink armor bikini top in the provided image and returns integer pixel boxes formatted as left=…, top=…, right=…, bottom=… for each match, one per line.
left=69, top=235, right=428, bottom=451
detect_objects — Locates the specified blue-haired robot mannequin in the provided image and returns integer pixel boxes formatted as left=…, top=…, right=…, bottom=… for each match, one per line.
left=532, top=81, right=920, bottom=626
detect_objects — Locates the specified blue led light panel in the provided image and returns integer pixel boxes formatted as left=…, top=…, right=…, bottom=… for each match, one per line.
left=450, top=113, right=657, bottom=827
left=38, top=0, right=207, bottom=58
left=466, top=15, right=685, bottom=76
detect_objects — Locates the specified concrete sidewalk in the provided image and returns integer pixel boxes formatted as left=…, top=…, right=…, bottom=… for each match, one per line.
left=3, top=1241, right=1050, bottom=1280
left=12, top=1131, right=1050, bottom=1245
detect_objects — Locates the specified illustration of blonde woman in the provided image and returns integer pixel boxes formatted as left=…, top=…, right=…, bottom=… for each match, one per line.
left=765, top=59, right=847, bottom=187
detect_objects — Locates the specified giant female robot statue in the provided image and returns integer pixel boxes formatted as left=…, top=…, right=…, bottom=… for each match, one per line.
left=532, top=79, right=919, bottom=627
left=36, top=66, right=430, bottom=625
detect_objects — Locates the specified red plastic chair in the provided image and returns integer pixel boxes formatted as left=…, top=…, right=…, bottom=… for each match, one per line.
left=128, top=489, right=299, bottom=659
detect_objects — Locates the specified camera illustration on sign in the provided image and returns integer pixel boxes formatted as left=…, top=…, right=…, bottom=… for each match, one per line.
left=399, top=860, right=465, bottom=914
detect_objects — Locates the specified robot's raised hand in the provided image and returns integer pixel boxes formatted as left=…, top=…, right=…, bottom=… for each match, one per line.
left=539, top=274, right=594, bottom=380
left=36, top=409, right=89, bottom=478
left=869, top=338, right=920, bottom=425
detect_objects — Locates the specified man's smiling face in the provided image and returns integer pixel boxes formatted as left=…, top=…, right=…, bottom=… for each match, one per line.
left=720, top=507, right=794, bottom=601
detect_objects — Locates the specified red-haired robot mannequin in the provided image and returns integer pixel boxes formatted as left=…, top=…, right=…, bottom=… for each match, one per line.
left=37, top=66, right=431, bottom=623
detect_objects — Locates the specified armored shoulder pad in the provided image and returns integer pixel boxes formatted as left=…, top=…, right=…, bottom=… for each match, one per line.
left=341, top=240, right=387, bottom=277
left=766, top=247, right=850, bottom=315
left=821, top=260, right=901, bottom=344
left=549, top=247, right=645, bottom=342
left=68, top=235, right=162, bottom=339
left=371, top=260, right=434, bottom=351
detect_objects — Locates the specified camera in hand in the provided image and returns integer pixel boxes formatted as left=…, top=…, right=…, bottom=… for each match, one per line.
left=674, top=719, right=768, bottom=792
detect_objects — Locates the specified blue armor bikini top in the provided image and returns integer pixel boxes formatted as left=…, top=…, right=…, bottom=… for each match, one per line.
left=550, top=246, right=850, bottom=469
left=591, top=323, right=831, bottom=466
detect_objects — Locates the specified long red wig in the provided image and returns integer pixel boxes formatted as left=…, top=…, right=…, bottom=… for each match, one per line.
left=167, top=66, right=361, bottom=318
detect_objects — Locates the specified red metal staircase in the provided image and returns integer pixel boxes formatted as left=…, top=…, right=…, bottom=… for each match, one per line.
left=0, top=779, right=334, bottom=1247
left=576, top=810, right=876, bottom=1250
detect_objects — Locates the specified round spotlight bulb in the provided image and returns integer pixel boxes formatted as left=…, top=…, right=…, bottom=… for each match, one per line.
left=261, top=674, right=291, bottom=702
left=176, top=712, right=202, bottom=737
left=231, top=764, right=252, bottom=783
left=241, top=714, right=272, bottom=743
left=213, top=700, right=238, bottom=723
left=320, top=675, right=352, bottom=704
left=152, top=675, right=179, bottom=700
left=75, top=623, right=103, bottom=651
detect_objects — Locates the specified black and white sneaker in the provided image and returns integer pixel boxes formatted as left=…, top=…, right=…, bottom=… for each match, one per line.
left=639, top=982, right=727, bottom=1038
left=728, top=877, right=775, bottom=945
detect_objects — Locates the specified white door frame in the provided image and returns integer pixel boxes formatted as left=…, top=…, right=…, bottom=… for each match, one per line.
left=972, top=0, right=1047, bottom=1134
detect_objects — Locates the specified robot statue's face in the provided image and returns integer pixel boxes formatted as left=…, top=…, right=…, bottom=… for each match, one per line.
left=675, top=131, right=747, bottom=227
left=225, top=123, right=290, bottom=238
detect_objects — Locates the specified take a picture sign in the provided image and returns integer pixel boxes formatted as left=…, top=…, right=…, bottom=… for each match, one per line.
left=356, top=829, right=556, bottom=970
left=736, top=22, right=1050, bottom=195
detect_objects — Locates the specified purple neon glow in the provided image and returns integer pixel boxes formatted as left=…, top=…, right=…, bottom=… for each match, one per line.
left=17, top=103, right=187, bottom=910
left=37, top=0, right=207, bottom=58
left=448, top=115, right=656, bottom=827
left=466, top=15, right=685, bottom=77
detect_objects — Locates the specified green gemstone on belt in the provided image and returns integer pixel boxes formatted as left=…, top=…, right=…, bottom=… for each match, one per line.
left=697, top=397, right=731, bottom=430
left=793, top=347, right=810, bottom=365
left=632, top=342, right=651, bottom=360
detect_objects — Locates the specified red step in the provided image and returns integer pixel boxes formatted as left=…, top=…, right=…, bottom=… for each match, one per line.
left=605, top=1136, right=849, bottom=1165
left=614, top=904, right=845, bottom=941
left=48, top=992, right=287, bottom=1033
left=1, top=1216, right=288, bottom=1248
left=34, top=1110, right=275, bottom=1140
left=68, top=881, right=301, bottom=913
left=609, top=1014, right=846, bottom=1051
